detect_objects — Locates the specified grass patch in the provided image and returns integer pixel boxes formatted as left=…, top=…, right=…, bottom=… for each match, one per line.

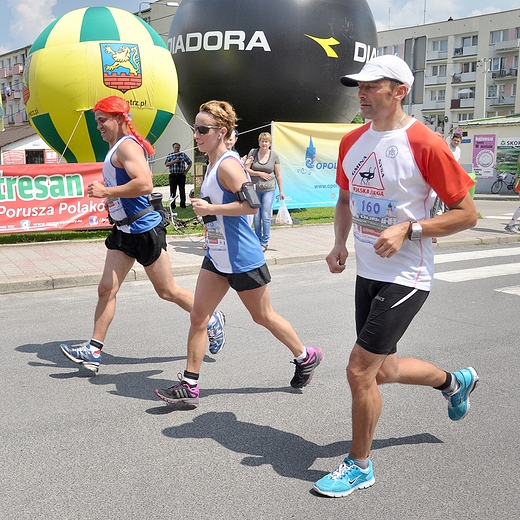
left=0, top=205, right=335, bottom=244
left=283, top=206, right=335, bottom=225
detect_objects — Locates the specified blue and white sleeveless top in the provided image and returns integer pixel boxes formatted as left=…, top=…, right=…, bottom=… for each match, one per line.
left=103, top=135, right=160, bottom=234
left=200, top=151, right=265, bottom=274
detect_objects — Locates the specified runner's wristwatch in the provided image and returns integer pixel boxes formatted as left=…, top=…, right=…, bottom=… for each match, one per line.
left=408, top=220, right=422, bottom=241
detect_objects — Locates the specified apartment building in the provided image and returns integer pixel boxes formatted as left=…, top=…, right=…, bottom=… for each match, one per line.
left=377, top=9, right=520, bottom=135
left=0, top=45, right=30, bottom=128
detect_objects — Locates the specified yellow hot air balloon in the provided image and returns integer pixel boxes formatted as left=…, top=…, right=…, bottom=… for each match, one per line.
left=23, top=6, right=178, bottom=163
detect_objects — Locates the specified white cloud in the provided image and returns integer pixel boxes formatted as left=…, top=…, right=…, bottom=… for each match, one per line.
left=7, top=0, right=57, bottom=49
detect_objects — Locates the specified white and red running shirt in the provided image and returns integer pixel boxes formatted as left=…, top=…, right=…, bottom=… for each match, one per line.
left=336, top=119, right=474, bottom=291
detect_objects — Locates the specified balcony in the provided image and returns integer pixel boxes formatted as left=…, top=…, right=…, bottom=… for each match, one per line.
left=459, top=97, right=475, bottom=108
left=426, top=50, right=448, bottom=61
left=491, top=69, right=518, bottom=79
left=494, top=39, right=520, bottom=52
left=0, top=67, right=13, bottom=79
left=422, top=100, right=445, bottom=109
left=13, top=89, right=21, bottom=99
left=12, top=63, right=23, bottom=75
left=453, top=45, right=478, bottom=57
left=489, top=96, right=516, bottom=106
left=451, top=72, right=477, bottom=84
left=425, top=75, right=447, bottom=86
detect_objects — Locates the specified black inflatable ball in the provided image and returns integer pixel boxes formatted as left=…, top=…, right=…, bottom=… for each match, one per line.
left=168, top=0, right=377, bottom=150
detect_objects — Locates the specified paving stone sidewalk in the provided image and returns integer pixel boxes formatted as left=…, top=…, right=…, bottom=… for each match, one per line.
left=1, top=197, right=519, bottom=294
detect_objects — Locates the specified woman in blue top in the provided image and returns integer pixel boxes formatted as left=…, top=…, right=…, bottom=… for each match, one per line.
left=155, top=100, right=323, bottom=407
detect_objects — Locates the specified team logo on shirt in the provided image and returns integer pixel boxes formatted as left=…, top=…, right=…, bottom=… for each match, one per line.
left=351, top=152, right=384, bottom=195
left=385, top=146, right=398, bottom=159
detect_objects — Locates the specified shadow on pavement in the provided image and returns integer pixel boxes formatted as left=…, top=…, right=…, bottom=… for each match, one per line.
left=161, top=411, right=442, bottom=482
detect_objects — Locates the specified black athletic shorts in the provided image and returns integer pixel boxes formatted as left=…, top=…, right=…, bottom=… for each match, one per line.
left=105, top=225, right=167, bottom=267
left=201, top=256, right=271, bottom=292
left=355, top=276, right=429, bottom=355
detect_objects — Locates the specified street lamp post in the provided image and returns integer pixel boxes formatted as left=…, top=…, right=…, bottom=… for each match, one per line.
left=477, top=57, right=490, bottom=119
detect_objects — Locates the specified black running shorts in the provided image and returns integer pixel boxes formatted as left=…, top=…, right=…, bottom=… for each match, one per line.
left=105, top=225, right=167, bottom=267
left=355, top=276, right=429, bottom=355
left=201, top=256, right=271, bottom=292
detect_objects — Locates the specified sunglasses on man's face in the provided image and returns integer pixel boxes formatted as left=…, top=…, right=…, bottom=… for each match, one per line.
left=193, top=124, right=221, bottom=135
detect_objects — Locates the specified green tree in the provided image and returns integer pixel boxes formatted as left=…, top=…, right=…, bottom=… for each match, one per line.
left=351, top=113, right=364, bottom=124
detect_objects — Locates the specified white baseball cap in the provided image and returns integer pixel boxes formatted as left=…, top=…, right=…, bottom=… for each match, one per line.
left=340, top=55, right=414, bottom=91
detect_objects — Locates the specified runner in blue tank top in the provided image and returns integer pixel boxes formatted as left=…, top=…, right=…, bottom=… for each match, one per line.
left=60, top=96, right=225, bottom=374
left=155, top=100, right=323, bottom=407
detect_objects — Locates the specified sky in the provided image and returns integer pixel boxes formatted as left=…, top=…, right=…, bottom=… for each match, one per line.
left=0, top=0, right=519, bottom=54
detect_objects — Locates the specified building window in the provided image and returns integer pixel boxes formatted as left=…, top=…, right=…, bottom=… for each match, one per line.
left=487, top=85, right=498, bottom=98
left=491, top=57, right=507, bottom=71
left=462, top=35, right=478, bottom=47
left=432, top=39, right=448, bottom=51
left=490, top=30, right=509, bottom=44
left=458, top=113, right=474, bottom=121
left=26, top=150, right=45, bottom=164
left=516, top=27, right=520, bottom=39
left=459, top=87, right=475, bottom=99
left=392, top=45, right=399, bottom=55
left=461, top=62, right=477, bottom=73
left=432, top=64, right=447, bottom=77
left=429, top=89, right=445, bottom=101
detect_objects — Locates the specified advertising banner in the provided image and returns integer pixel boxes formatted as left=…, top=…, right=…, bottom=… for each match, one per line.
left=496, top=137, right=520, bottom=176
left=272, top=122, right=359, bottom=209
left=0, top=163, right=112, bottom=234
left=472, top=134, right=496, bottom=178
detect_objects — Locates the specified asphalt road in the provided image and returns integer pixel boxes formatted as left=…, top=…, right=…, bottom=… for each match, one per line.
left=2, top=246, right=519, bottom=519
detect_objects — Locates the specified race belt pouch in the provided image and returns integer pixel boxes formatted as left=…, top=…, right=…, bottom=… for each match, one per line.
left=112, top=192, right=166, bottom=227
left=235, top=181, right=261, bottom=208
left=149, top=192, right=170, bottom=227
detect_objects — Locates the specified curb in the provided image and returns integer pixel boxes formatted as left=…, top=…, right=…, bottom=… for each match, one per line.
left=1, top=231, right=519, bottom=295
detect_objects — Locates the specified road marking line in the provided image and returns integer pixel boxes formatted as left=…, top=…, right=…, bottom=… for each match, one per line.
left=435, top=247, right=520, bottom=264
left=435, top=262, right=520, bottom=282
left=495, top=286, right=520, bottom=296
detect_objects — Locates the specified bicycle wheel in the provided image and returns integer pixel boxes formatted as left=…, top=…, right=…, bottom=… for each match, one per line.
left=170, top=216, right=186, bottom=233
left=490, top=179, right=503, bottom=194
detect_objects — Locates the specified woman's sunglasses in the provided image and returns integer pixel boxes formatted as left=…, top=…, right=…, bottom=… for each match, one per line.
left=193, top=124, right=221, bottom=135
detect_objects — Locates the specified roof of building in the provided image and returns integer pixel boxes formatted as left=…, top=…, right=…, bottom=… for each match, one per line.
left=459, top=114, right=520, bottom=128
left=0, top=124, right=37, bottom=148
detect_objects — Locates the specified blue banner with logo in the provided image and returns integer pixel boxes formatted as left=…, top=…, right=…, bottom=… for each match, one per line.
left=272, top=121, right=360, bottom=209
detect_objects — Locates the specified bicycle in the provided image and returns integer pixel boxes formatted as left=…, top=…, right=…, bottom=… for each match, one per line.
left=167, top=196, right=203, bottom=234
left=490, top=172, right=518, bottom=194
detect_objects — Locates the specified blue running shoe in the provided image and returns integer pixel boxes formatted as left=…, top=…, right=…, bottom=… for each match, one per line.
left=60, top=343, right=101, bottom=373
left=443, top=367, right=479, bottom=421
left=207, top=310, right=226, bottom=354
left=313, top=457, right=375, bottom=497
